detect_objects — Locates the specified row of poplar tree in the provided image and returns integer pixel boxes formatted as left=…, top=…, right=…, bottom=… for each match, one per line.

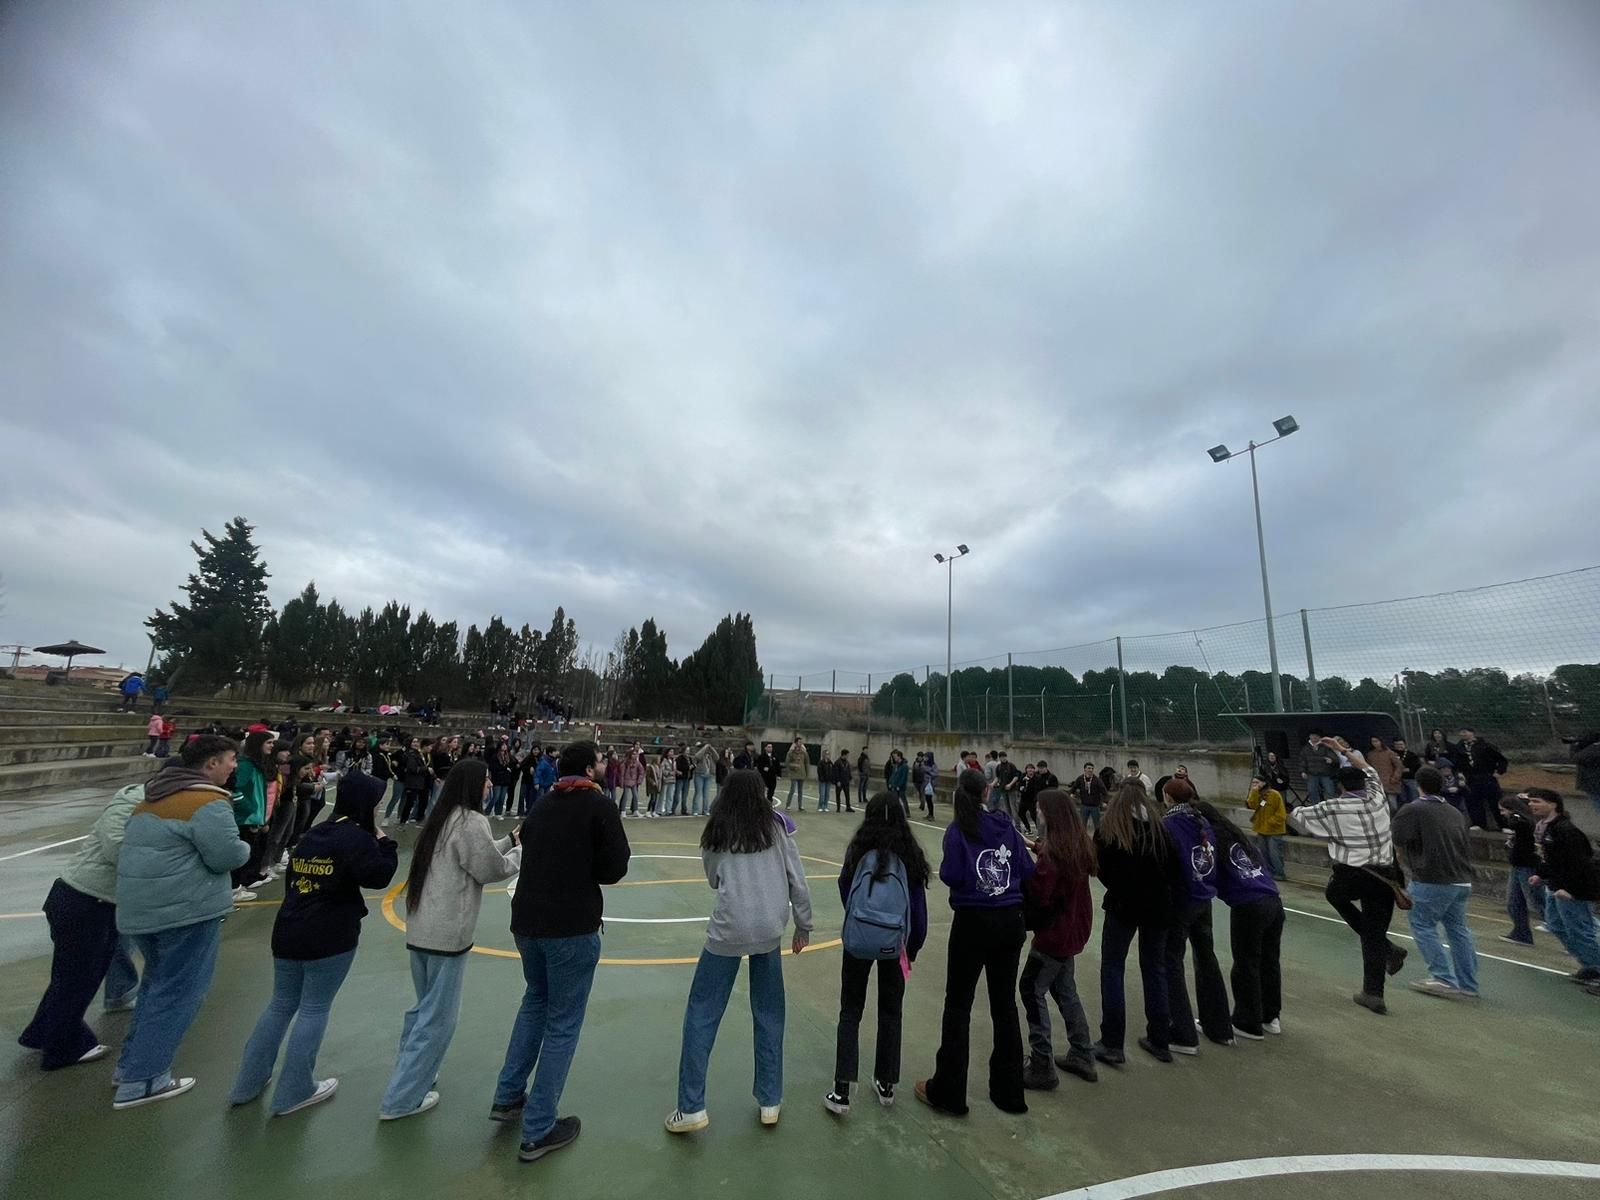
left=145, top=518, right=765, bottom=724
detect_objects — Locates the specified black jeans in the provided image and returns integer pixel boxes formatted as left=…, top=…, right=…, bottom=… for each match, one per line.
left=1099, top=911, right=1169, bottom=1051
left=399, top=787, right=428, bottom=824
left=1325, top=863, right=1399, bottom=996
left=19, top=880, right=119, bottom=1069
left=926, top=906, right=1026, bottom=1114
left=857, top=775, right=869, bottom=807
left=266, top=796, right=298, bottom=866
left=834, top=953, right=905, bottom=1087
left=231, top=829, right=268, bottom=888
left=1166, top=900, right=1233, bottom=1046
left=1229, top=895, right=1285, bottom=1034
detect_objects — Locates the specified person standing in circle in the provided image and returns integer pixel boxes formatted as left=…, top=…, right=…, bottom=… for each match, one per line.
left=665, top=771, right=813, bottom=1134
left=378, top=760, right=521, bottom=1121
left=916, top=769, right=1035, bottom=1117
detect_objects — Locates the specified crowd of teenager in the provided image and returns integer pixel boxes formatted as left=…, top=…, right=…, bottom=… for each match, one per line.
left=15, top=716, right=1600, bottom=1167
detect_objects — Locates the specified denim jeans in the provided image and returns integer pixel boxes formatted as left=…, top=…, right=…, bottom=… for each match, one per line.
left=19, top=880, right=120, bottom=1069
left=1544, top=893, right=1600, bottom=973
left=105, top=937, right=141, bottom=1007
left=380, top=950, right=468, bottom=1117
left=1305, top=774, right=1336, bottom=805
left=494, top=932, right=602, bottom=1143
left=1098, top=911, right=1169, bottom=1052
left=1256, top=834, right=1286, bottom=880
left=113, top=918, right=223, bottom=1100
left=677, top=948, right=785, bottom=1114
left=857, top=775, right=869, bottom=807
left=1080, top=805, right=1100, bottom=833
left=1400, top=779, right=1420, bottom=805
left=694, top=774, right=712, bottom=815
left=785, top=779, right=805, bottom=810
left=385, top=778, right=405, bottom=820
left=675, top=778, right=690, bottom=813
left=817, top=781, right=832, bottom=812
left=617, top=785, right=639, bottom=815
left=1019, top=948, right=1092, bottom=1066
left=229, top=951, right=356, bottom=1111
left=1406, top=882, right=1479, bottom=994
left=1505, top=866, right=1545, bottom=943
left=487, top=785, right=507, bottom=816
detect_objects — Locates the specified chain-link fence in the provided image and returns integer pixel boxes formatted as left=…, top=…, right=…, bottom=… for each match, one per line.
left=764, top=566, right=1600, bottom=750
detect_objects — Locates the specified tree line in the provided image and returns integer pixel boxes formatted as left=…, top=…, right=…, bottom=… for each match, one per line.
left=146, top=518, right=765, bottom=724
left=872, top=660, right=1599, bottom=749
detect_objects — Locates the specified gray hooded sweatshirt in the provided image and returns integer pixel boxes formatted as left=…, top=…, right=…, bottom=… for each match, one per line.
left=702, top=811, right=813, bottom=957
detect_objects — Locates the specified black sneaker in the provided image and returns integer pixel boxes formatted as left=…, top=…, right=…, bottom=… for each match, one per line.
left=519, top=1115, right=580, bottom=1162
left=1091, top=1042, right=1126, bottom=1067
left=1138, top=1037, right=1173, bottom=1063
left=823, top=1088, right=850, bottom=1116
left=1353, top=991, right=1388, bottom=1015
left=1571, top=968, right=1600, bottom=984
left=1022, top=1061, right=1058, bottom=1091
left=1386, top=945, right=1407, bottom=977
left=1056, top=1054, right=1099, bottom=1083
left=490, top=1097, right=525, bottom=1123
left=872, top=1079, right=895, bottom=1107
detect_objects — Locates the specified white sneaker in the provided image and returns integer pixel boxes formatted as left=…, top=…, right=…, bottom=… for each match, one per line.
left=1410, top=978, right=1464, bottom=999
left=380, top=1090, right=439, bottom=1121
left=77, top=1044, right=110, bottom=1064
left=276, top=1078, right=338, bottom=1116
left=1264, top=1018, right=1282, bottom=1035
left=113, top=1076, right=196, bottom=1110
left=665, top=1108, right=709, bottom=1134
left=759, top=1104, right=781, bottom=1126
left=231, top=887, right=258, bottom=903
left=248, top=877, right=272, bottom=889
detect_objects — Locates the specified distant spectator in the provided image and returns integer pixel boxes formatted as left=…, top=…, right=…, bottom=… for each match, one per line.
left=784, top=737, right=809, bottom=813
left=1245, top=774, right=1289, bottom=882
left=1393, top=738, right=1422, bottom=805
left=1067, top=763, right=1107, bottom=833
left=117, top=672, right=144, bottom=713
left=1422, top=728, right=1455, bottom=765
left=1569, top=733, right=1600, bottom=816
left=1368, top=737, right=1404, bottom=813
left=144, top=713, right=163, bottom=758
left=1496, top=794, right=1544, bottom=947
left=1454, top=728, right=1508, bottom=830
left=1299, top=731, right=1341, bottom=805
left=1392, top=767, right=1480, bottom=1000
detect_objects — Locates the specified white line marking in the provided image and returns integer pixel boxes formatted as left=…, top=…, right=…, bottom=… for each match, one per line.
left=1281, top=905, right=1570, bottom=977
left=605, top=916, right=709, bottom=924
left=630, top=854, right=702, bottom=861
left=0, top=836, right=89, bottom=863
left=1038, top=1153, right=1600, bottom=1199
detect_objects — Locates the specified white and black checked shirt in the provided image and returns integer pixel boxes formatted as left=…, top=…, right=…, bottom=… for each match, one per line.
left=1287, top=765, right=1394, bottom=867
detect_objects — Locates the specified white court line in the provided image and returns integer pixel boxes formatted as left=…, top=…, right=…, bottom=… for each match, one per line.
left=631, top=854, right=702, bottom=861
left=0, top=836, right=89, bottom=863
left=607, top=916, right=709, bottom=924
left=1038, top=1153, right=1600, bottom=1199
left=1281, top=905, right=1570, bottom=977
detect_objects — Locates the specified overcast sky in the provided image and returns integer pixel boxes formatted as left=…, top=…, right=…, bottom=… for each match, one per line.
left=2, top=1, right=1597, bottom=690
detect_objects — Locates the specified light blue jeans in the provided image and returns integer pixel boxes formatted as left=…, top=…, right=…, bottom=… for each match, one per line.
left=677, top=948, right=785, bottom=1114
left=494, top=933, right=602, bottom=1143
left=385, top=778, right=405, bottom=819
left=785, top=779, right=805, bottom=811
left=693, top=775, right=712, bottom=815
left=818, top=781, right=832, bottom=812
left=1405, top=882, right=1479, bottom=994
left=675, top=778, right=690, bottom=813
left=1544, top=892, right=1600, bottom=973
left=113, top=918, right=223, bottom=1101
left=228, top=951, right=356, bottom=1112
left=1305, top=775, right=1336, bottom=805
left=487, top=785, right=508, bottom=816
left=380, top=950, right=468, bottom=1117
left=617, top=785, right=639, bottom=815
left=104, top=937, right=141, bottom=1008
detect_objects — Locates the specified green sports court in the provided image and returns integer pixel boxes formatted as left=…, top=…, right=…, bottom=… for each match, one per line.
left=3, top=788, right=1597, bottom=1200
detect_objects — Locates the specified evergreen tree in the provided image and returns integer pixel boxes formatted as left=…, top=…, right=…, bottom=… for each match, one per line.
left=147, top=517, right=272, bottom=692
left=679, top=612, right=763, bottom=724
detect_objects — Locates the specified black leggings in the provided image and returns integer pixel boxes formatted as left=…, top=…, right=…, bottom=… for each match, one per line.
left=926, top=906, right=1026, bottom=1114
left=834, top=953, right=905, bottom=1087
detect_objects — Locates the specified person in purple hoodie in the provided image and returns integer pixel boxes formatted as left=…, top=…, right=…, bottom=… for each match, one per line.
left=1197, top=802, right=1284, bottom=1040
left=915, top=769, right=1035, bottom=1117
left=1159, top=779, right=1233, bottom=1053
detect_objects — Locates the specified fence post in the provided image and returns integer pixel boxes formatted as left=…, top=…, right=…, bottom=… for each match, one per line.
left=832, top=669, right=836, bottom=697
left=1007, top=653, right=1015, bottom=742
left=866, top=673, right=872, bottom=739
left=925, top=665, right=931, bottom=729
left=1301, top=608, right=1321, bottom=713
left=1040, top=689, right=1047, bottom=738
left=767, top=673, right=775, bottom=722
left=1115, top=636, right=1129, bottom=744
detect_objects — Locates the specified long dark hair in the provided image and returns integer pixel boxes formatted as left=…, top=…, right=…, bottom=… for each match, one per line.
left=407, top=759, right=489, bottom=913
left=701, top=769, right=776, bottom=854
left=242, top=730, right=275, bottom=772
left=1196, top=801, right=1261, bottom=867
left=1035, top=789, right=1096, bottom=880
left=952, top=767, right=987, bottom=841
left=844, top=792, right=931, bottom=887
left=1098, top=779, right=1172, bottom=859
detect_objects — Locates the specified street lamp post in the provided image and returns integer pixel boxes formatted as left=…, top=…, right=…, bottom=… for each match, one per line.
left=933, top=545, right=970, bottom=732
left=1135, top=699, right=1148, bottom=743
left=1207, top=415, right=1299, bottom=714
left=1039, top=688, right=1047, bottom=738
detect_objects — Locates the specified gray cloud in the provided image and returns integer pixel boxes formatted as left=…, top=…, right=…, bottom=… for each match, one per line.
left=2, top=1, right=1597, bottom=685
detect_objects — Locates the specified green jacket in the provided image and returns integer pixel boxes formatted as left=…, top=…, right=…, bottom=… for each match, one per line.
left=60, top=785, right=142, bottom=904
left=233, top=758, right=268, bottom=827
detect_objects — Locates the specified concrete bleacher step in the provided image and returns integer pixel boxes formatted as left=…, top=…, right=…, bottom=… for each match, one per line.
left=0, top=709, right=150, bottom=728
left=1, top=740, right=151, bottom=766
left=0, top=724, right=150, bottom=748
left=0, top=753, right=158, bottom=797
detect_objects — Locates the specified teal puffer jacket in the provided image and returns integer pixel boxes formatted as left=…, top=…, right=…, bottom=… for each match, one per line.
left=117, top=773, right=250, bottom=936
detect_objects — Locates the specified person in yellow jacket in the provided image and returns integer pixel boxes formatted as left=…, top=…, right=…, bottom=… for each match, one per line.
left=1246, top=774, right=1289, bottom=882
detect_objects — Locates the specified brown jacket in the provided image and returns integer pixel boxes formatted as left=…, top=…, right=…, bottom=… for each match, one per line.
left=1369, top=747, right=1403, bottom=793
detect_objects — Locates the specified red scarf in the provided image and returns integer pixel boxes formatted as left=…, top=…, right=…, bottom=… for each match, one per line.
left=552, top=776, right=601, bottom=793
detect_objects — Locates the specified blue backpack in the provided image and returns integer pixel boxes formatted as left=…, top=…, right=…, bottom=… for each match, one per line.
left=842, top=850, right=910, bottom=960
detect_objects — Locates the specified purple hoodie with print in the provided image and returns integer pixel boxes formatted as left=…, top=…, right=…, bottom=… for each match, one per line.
left=1162, top=805, right=1219, bottom=905
left=939, top=809, right=1035, bottom=908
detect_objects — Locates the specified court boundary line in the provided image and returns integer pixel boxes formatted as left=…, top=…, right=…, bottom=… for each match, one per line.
left=1036, top=1153, right=1600, bottom=1199
left=0, top=836, right=89, bottom=863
